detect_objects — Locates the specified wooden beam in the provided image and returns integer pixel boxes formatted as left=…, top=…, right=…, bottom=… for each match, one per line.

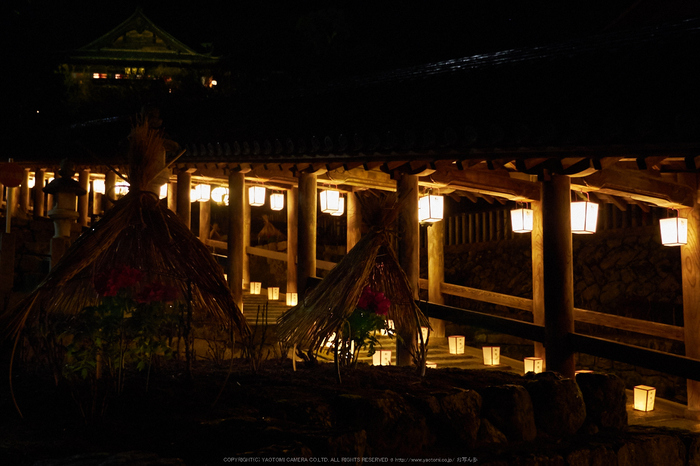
left=430, top=162, right=540, bottom=202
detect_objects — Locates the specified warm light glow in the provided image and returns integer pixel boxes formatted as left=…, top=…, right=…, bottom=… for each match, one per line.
left=320, top=189, right=340, bottom=213
left=372, top=350, right=392, bottom=366
left=524, top=357, right=543, bottom=374
left=483, top=346, right=500, bottom=366
left=571, top=201, right=599, bottom=234
left=575, top=370, right=594, bottom=375
left=268, top=287, right=279, bottom=300
left=27, top=176, right=35, bottom=189
left=659, top=217, right=688, bottom=246
left=380, top=319, right=395, bottom=336
left=286, top=292, right=298, bottom=306
left=448, top=335, right=465, bottom=355
left=511, top=208, right=534, bottom=233
left=330, top=196, right=345, bottom=216
left=426, top=362, right=437, bottom=369
left=249, top=186, right=266, bottom=206
left=159, top=184, right=168, bottom=199
left=191, top=184, right=211, bottom=202
left=270, top=193, right=285, bottom=211
left=634, top=385, right=656, bottom=411
left=114, top=183, right=130, bottom=196
left=250, top=282, right=261, bottom=295
left=419, top=326, right=430, bottom=343
left=92, top=179, right=105, bottom=195
left=418, top=194, right=444, bottom=222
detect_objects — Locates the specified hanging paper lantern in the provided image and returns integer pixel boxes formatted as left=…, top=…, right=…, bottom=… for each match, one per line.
left=571, top=201, right=598, bottom=234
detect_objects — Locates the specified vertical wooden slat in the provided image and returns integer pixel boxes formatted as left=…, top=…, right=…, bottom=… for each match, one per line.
left=297, top=173, right=317, bottom=299
left=176, top=170, right=191, bottom=229
left=428, top=218, right=445, bottom=338
left=228, top=172, right=245, bottom=311
left=397, top=173, right=419, bottom=366
left=287, top=187, right=298, bottom=297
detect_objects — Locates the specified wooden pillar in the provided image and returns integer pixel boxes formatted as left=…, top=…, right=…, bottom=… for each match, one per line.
left=78, top=169, right=90, bottom=227
left=20, top=169, right=30, bottom=213
left=531, top=200, right=546, bottom=361
left=167, top=182, right=177, bottom=213
left=680, top=173, right=700, bottom=418
left=243, top=190, right=250, bottom=288
left=428, top=219, right=446, bottom=339
left=397, top=173, right=419, bottom=366
left=287, top=187, right=298, bottom=297
left=104, top=171, right=116, bottom=212
left=33, top=169, right=46, bottom=218
left=347, top=191, right=361, bottom=252
left=199, top=200, right=211, bottom=243
left=297, top=173, right=317, bottom=299
left=0, top=232, right=16, bottom=311
left=541, top=174, right=575, bottom=378
left=227, top=172, right=245, bottom=311
left=176, top=170, right=191, bottom=228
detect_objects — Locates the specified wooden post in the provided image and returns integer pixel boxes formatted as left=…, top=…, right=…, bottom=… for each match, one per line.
left=104, top=171, right=116, bottom=212
left=176, top=170, right=191, bottom=229
left=0, top=232, right=16, bottom=311
left=228, top=172, right=245, bottom=311
left=287, top=187, right=298, bottom=297
left=541, top=174, right=575, bottom=378
left=397, top=173, right=419, bottom=366
left=199, top=199, right=211, bottom=243
left=531, top=200, right=546, bottom=361
left=20, top=168, right=30, bottom=214
left=78, top=169, right=90, bottom=227
left=167, top=182, right=177, bottom=213
left=680, top=173, right=700, bottom=418
left=243, top=190, right=250, bottom=288
left=428, top=219, right=446, bottom=339
left=297, top=173, right=317, bottom=299
left=347, top=190, right=361, bottom=252
left=33, top=169, right=46, bottom=218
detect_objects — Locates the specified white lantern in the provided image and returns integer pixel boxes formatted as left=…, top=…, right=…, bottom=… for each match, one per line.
left=448, top=335, right=465, bottom=355
left=250, top=282, right=261, bottom=295
left=267, top=287, right=279, bottom=300
left=372, top=349, right=392, bottom=366
left=249, top=186, right=266, bottom=206
left=419, top=326, right=430, bottom=343
left=320, top=189, right=340, bottom=213
left=426, top=361, right=437, bottom=369
left=285, top=292, right=298, bottom=306
left=211, top=187, right=229, bottom=204
left=511, top=208, right=534, bottom=233
left=114, top=183, right=130, bottom=197
left=270, top=192, right=285, bottom=211
left=571, top=201, right=598, bottom=234
left=524, top=357, right=543, bottom=374
left=483, top=346, right=500, bottom=366
left=418, top=194, right=444, bottom=223
left=633, top=385, right=656, bottom=411
left=659, top=217, right=687, bottom=246
left=159, top=184, right=168, bottom=199
left=92, top=179, right=105, bottom=195
left=330, top=196, right=345, bottom=216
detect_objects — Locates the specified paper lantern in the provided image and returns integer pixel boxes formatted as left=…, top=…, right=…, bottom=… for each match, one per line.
left=286, top=292, right=298, bottom=306
left=482, top=346, right=500, bottom=366
left=448, top=335, right=465, bottom=355
left=194, top=184, right=211, bottom=202
left=372, top=350, right=392, bottom=366
left=659, top=217, right=687, bottom=246
left=114, top=183, right=130, bottom=197
left=320, top=189, right=340, bottom=213
left=92, top=179, right=105, bottom=195
left=330, top=196, right=345, bottom=216
left=267, top=287, right=279, bottom=300
left=524, top=357, right=543, bottom=374
left=250, top=282, right=261, bottom=295
left=426, top=362, right=437, bottom=369
left=270, top=193, right=285, bottom=211
left=575, top=370, right=594, bottom=375
left=571, top=201, right=598, bottom=234
left=211, top=187, right=229, bottom=204
left=249, top=186, right=266, bottom=206
left=159, top=184, right=168, bottom=199
left=511, top=208, right=534, bottom=233
left=419, top=326, right=430, bottom=343
left=634, top=385, right=656, bottom=411
left=418, top=194, right=444, bottom=223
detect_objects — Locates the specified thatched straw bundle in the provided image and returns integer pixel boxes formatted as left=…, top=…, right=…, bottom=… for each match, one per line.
left=276, top=192, right=429, bottom=353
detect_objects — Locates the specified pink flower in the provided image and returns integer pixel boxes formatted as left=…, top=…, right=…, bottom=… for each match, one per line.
left=94, top=266, right=143, bottom=297
left=357, top=286, right=391, bottom=314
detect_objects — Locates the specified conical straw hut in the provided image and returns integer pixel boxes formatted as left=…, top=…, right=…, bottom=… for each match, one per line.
left=277, top=191, right=429, bottom=357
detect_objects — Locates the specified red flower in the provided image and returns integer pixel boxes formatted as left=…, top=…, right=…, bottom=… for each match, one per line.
left=94, top=266, right=143, bottom=297
left=136, top=281, right=179, bottom=304
left=357, top=286, right=391, bottom=315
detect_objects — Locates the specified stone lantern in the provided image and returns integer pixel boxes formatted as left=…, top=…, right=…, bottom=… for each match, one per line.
left=43, top=159, right=86, bottom=267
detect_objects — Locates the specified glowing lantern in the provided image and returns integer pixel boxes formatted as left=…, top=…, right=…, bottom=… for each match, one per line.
left=634, top=385, right=656, bottom=411
left=659, top=217, right=687, bottom=246
left=524, top=357, right=543, bottom=374
left=249, top=186, right=266, bottom=206
left=286, top=292, right=298, bottom=306
left=448, top=335, right=465, bottom=355
left=571, top=201, right=598, bottom=234
left=268, top=287, right=279, bottom=300
left=483, top=346, right=500, bottom=366
left=159, top=184, right=168, bottom=199
left=114, top=183, right=130, bottom=197
left=426, top=362, right=437, bottom=369
left=92, top=179, right=106, bottom=195
left=380, top=319, right=395, bottom=336
left=372, top=350, right=392, bottom=366
left=511, top=208, right=534, bottom=233
left=270, top=193, right=285, bottom=211
left=211, top=187, right=229, bottom=204
left=419, top=326, right=430, bottom=343
left=330, top=196, right=345, bottom=216
left=320, top=189, right=340, bottom=213
left=250, top=282, right=261, bottom=295
left=192, top=184, right=211, bottom=202
left=418, top=194, right=444, bottom=223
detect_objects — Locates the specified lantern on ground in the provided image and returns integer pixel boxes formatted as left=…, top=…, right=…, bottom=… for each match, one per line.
left=320, top=189, right=341, bottom=213
left=511, top=207, right=534, bottom=233
left=419, top=326, right=430, bottom=343
left=270, top=192, right=285, bottom=211
left=448, top=335, right=465, bottom=355
left=267, top=287, right=279, bottom=300
left=418, top=193, right=444, bottom=223
left=373, top=349, right=392, bottom=366
left=249, top=186, right=266, bottom=206
left=286, top=292, right=298, bottom=306
left=483, top=346, right=500, bottom=366
left=426, top=362, right=437, bottom=369
left=659, top=216, right=687, bottom=246
left=250, top=282, right=261, bottom=295
left=633, top=385, right=656, bottom=411
left=524, top=357, right=543, bottom=374
left=330, top=196, right=345, bottom=216
left=571, top=199, right=598, bottom=234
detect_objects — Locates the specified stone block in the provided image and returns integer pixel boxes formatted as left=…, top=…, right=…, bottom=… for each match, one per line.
left=566, top=447, right=617, bottom=466
left=617, top=434, right=686, bottom=466
left=481, top=384, right=537, bottom=442
left=525, top=373, right=586, bottom=438
left=575, top=372, right=627, bottom=431
left=421, top=389, right=482, bottom=448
